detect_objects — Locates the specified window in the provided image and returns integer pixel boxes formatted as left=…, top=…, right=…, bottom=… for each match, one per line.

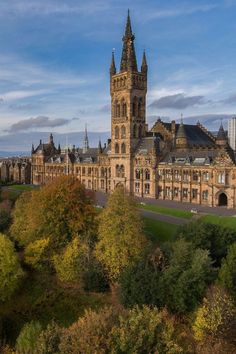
left=165, top=186, right=171, bottom=198
left=144, top=183, right=150, bottom=195
left=115, top=126, right=119, bottom=139
left=101, top=180, right=105, bottom=189
left=135, top=182, right=140, bottom=193
left=202, top=190, right=208, bottom=200
left=183, top=188, right=188, bottom=198
left=121, top=125, right=126, bottom=138
left=166, top=169, right=172, bottom=180
left=136, top=169, right=141, bottom=179
left=122, top=102, right=127, bottom=117
left=138, top=99, right=142, bottom=117
left=218, top=172, right=225, bottom=184
left=174, top=170, right=180, bottom=181
left=203, top=172, right=209, bottom=181
left=115, top=143, right=119, bottom=154
left=88, top=180, right=92, bottom=189
left=101, top=167, right=105, bottom=178
left=116, top=165, right=120, bottom=177
left=117, top=104, right=120, bottom=117
left=183, top=171, right=189, bottom=182
left=192, top=188, right=198, bottom=199
left=145, top=169, right=150, bottom=180
left=120, top=165, right=125, bottom=178
left=82, top=167, right=85, bottom=176
left=132, top=97, right=137, bottom=116
left=174, top=187, right=179, bottom=197
left=193, top=171, right=199, bottom=182
left=138, top=125, right=142, bottom=138
left=133, top=124, right=137, bottom=138
left=121, top=143, right=126, bottom=154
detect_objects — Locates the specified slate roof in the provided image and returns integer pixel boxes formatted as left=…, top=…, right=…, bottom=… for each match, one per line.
left=135, top=136, right=158, bottom=155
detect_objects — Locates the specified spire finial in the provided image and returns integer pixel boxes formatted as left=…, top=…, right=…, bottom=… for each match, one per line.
left=110, top=50, right=116, bottom=76
left=141, top=50, right=148, bottom=73
left=83, top=123, right=89, bottom=153
left=120, top=11, right=138, bottom=72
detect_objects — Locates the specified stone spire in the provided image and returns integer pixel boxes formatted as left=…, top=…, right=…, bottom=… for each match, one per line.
left=217, top=122, right=227, bottom=146
left=31, top=143, right=34, bottom=154
left=83, top=124, right=89, bottom=153
left=176, top=118, right=187, bottom=139
left=98, top=139, right=102, bottom=153
left=58, top=143, right=61, bottom=154
left=120, top=10, right=138, bottom=72
left=49, top=133, right=54, bottom=144
left=141, top=50, right=148, bottom=73
left=110, top=50, right=116, bottom=76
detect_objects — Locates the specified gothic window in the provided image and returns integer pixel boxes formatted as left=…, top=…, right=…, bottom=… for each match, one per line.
left=133, top=124, right=137, bottom=138
left=183, top=188, right=188, bottom=198
left=121, top=143, right=126, bottom=154
left=174, top=187, right=179, bottom=197
left=132, top=97, right=137, bottom=116
left=122, top=101, right=127, bottom=117
left=138, top=99, right=142, bottom=117
left=135, top=182, right=140, bottom=193
left=117, top=104, right=121, bottom=117
left=114, top=100, right=118, bottom=117
left=145, top=169, right=150, bottom=180
left=121, top=125, right=126, bottom=138
left=115, top=126, right=119, bottom=139
left=193, top=171, right=199, bottom=182
left=136, top=169, right=141, bottom=179
left=203, top=171, right=209, bottom=181
left=108, top=168, right=111, bottom=178
left=192, top=188, right=198, bottom=199
left=115, top=143, right=119, bottom=154
left=116, top=165, right=120, bottom=177
left=120, top=165, right=125, bottom=178
left=218, top=172, right=225, bottom=184
left=101, top=167, right=105, bottom=178
left=202, top=190, right=208, bottom=200
left=138, top=125, right=142, bottom=138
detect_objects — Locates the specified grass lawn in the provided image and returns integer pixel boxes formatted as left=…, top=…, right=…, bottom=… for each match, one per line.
left=138, top=203, right=193, bottom=219
left=8, top=184, right=38, bottom=191
left=0, top=271, right=110, bottom=344
left=201, top=214, right=236, bottom=229
left=143, top=217, right=179, bottom=244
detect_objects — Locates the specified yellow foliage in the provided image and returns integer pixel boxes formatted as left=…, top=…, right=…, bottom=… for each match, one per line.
left=25, top=238, right=50, bottom=270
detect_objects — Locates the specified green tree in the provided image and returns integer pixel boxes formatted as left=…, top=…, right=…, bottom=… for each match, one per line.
left=0, top=233, right=23, bottom=302
left=95, top=187, right=148, bottom=283
left=218, top=242, right=236, bottom=299
left=111, top=306, right=183, bottom=354
left=53, top=238, right=89, bottom=283
left=24, top=238, right=50, bottom=270
left=120, top=247, right=165, bottom=307
left=179, top=220, right=236, bottom=266
left=0, top=209, right=11, bottom=232
left=159, top=239, right=214, bottom=314
left=16, top=321, right=42, bottom=354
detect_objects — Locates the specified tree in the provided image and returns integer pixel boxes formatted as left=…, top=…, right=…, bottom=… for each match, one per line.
left=111, top=306, right=183, bottom=354
left=0, top=210, right=11, bottom=233
left=218, top=242, right=236, bottom=300
left=53, top=238, right=89, bottom=283
left=158, top=239, right=214, bottom=314
left=178, top=220, right=236, bottom=266
left=24, top=238, right=50, bottom=270
left=95, top=187, right=148, bottom=283
left=59, top=307, right=118, bottom=354
left=193, top=286, right=236, bottom=351
left=16, top=321, right=42, bottom=354
left=120, top=247, right=165, bottom=307
left=35, top=321, right=62, bottom=354
left=11, top=176, right=97, bottom=255
left=0, top=233, right=24, bottom=302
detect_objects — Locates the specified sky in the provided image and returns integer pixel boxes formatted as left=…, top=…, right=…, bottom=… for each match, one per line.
left=1, top=0, right=236, bottom=149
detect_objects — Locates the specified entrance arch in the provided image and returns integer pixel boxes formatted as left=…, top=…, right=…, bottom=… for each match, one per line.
left=218, top=192, right=228, bottom=206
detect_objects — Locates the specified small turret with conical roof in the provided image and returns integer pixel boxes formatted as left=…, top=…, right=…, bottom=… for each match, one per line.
left=176, top=116, right=188, bottom=149
left=141, top=50, right=148, bottom=74
left=58, top=143, right=61, bottom=154
left=216, top=122, right=228, bottom=146
left=110, top=51, right=116, bottom=76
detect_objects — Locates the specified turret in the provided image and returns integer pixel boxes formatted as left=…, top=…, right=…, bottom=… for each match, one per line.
left=176, top=118, right=188, bottom=148
left=120, top=10, right=138, bottom=72
left=110, top=51, right=116, bottom=76
left=83, top=124, right=89, bottom=153
left=31, top=144, right=34, bottom=154
left=98, top=139, right=102, bottom=153
left=141, top=51, right=148, bottom=74
left=58, top=143, right=61, bottom=154
left=216, top=122, right=228, bottom=147
left=49, top=133, right=54, bottom=145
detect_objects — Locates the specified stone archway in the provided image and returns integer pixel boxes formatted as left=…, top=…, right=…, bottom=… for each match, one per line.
left=218, top=192, right=228, bottom=206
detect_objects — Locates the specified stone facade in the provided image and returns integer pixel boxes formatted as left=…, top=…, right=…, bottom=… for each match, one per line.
left=31, top=13, right=236, bottom=209
left=0, top=157, right=31, bottom=184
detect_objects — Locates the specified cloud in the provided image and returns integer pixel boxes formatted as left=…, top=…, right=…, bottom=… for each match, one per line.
left=8, top=116, right=71, bottom=132
left=149, top=93, right=208, bottom=110
left=0, top=89, right=50, bottom=102
left=99, top=104, right=110, bottom=113
left=223, top=94, right=236, bottom=104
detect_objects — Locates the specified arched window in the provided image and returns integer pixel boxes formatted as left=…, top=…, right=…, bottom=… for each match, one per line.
left=121, top=143, right=126, bottom=154
left=101, top=167, right=105, bottom=178
left=122, top=101, right=127, bottom=117
left=145, top=169, right=150, bottom=180
left=120, top=165, right=125, bottom=178
left=121, top=125, right=126, bottom=138
left=116, top=165, right=120, bottom=177
left=136, top=169, right=141, bottom=179
left=138, top=99, right=142, bottom=117
left=114, top=100, right=118, bottom=117
left=115, top=143, right=119, bottom=154
left=138, top=125, right=142, bottom=138
left=115, top=126, right=119, bottom=139
left=133, top=124, right=137, bottom=138
left=117, top=104, right=121, bottom=117
left=132, top=97, right=137, bottom=116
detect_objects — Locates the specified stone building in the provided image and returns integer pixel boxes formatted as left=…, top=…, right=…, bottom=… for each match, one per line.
left=0, top=157, right=31, bottom=184
left=31, top=12, right=236, bottom=208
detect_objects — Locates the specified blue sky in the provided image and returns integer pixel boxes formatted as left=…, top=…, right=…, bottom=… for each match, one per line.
left=0, top=0, right=236, bottom=140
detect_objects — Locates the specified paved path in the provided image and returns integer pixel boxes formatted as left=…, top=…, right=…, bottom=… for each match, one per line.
left=96, top=191, right=193, bottom=226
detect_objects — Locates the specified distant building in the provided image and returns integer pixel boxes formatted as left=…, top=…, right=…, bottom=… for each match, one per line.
left=30, top=12, right=236, bottom=209
left=0, top=157, right=31, bottom=184
left=228, top=117, right=236, bottom=150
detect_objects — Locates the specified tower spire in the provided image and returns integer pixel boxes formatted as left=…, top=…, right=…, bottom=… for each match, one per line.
left=110, top=50, right=116, bottom=76
left=83, top=124, right=89, bottom=153
left=141, top=50, right=148, bottom=73
left=120, top=10, right=138, bottom=72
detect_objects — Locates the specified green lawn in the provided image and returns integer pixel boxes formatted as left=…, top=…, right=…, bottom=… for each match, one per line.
left=138, top=203, right=193, bottom=219
left=144, top=217, right=178, bottom=244
left=201, top=214, right=236, bottom=229
left=8, top=184, right=38, bottom=191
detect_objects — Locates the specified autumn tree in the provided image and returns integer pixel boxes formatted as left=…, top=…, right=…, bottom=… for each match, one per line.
left=218, top=242, right=236, bottom=300
left=0, top=233, right=24, bottom=302
left=11, top=176, right=97, bottom=259
left=16, top=321, right=42, bottom=354
left=95, top=187, right=148, bottom=284
left=35, top=321, right=62, bottom=354
left=193, top=286, right=236, bottom=353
